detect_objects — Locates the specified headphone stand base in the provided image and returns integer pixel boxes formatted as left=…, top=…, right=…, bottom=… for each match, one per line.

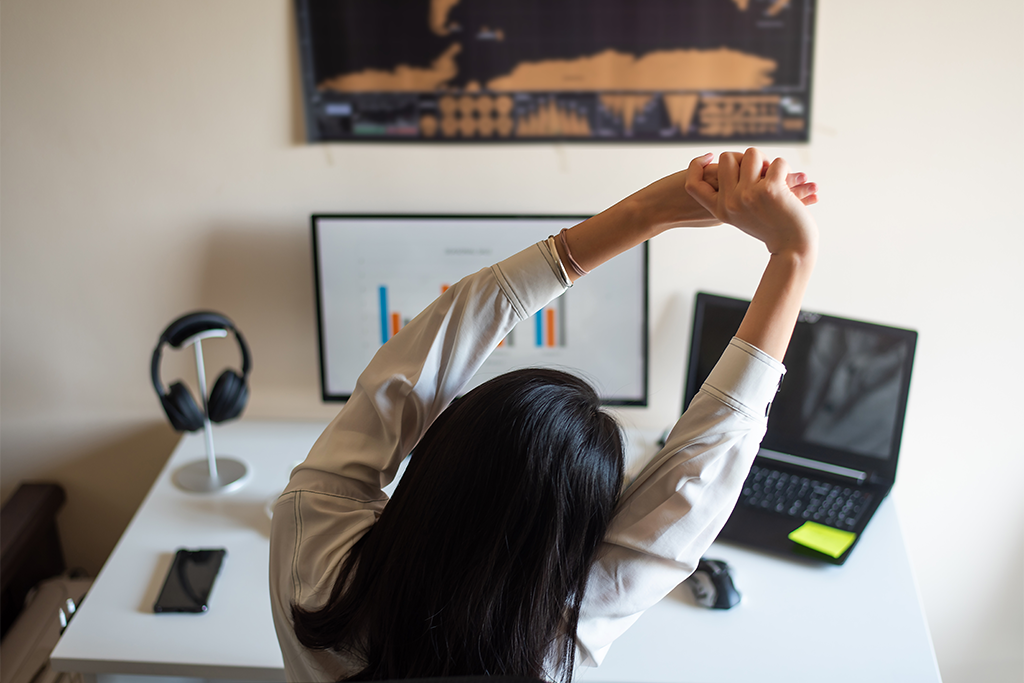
left=173, top=457, right=249, bottom=493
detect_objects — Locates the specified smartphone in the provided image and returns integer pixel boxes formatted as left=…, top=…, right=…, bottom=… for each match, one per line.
left=153, top=548, right=226, bottom=613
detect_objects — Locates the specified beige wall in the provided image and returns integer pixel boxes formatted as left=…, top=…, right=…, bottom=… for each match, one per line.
left=2, top=0, right=1021, bottom=680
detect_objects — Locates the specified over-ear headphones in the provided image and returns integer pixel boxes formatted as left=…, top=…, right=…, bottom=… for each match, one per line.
left=151, top=311, right=252, bottom=432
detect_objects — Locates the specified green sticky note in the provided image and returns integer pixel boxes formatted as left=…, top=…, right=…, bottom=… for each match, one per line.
left=788, top=522, right=857, bottom=558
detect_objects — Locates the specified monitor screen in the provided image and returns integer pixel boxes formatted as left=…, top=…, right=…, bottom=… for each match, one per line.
left=313, top=215, right=648, bottom=405
left=684, top=293, right=916, bottom=477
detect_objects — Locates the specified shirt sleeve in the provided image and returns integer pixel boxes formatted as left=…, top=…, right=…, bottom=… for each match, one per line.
left=286, top=240, right=569, bottom=495
left=575, top=338, right=785, bottom=666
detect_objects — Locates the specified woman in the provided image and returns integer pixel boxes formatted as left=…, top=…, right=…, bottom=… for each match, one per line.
left=270, top=149, right=819, bottom=682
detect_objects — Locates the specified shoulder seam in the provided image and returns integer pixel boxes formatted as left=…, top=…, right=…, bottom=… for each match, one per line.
left=291, top=491, right=302, bottom=602
left=285, top=487, right=388, bottom=505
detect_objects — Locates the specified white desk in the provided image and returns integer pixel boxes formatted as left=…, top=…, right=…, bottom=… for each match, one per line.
left=52, top=421, right=940, bottom=683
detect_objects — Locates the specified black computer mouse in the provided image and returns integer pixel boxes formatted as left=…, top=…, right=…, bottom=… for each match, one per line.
left=686, top=558, right=741, bottom=609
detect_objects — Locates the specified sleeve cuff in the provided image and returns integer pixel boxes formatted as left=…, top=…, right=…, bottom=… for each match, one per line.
left=542, top=236, right=573, bottom=288
left=490, top=241, right=569, bottom=320
left=701, top=337, right=786, bottom=420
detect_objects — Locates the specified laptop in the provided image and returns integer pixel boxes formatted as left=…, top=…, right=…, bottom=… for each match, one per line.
left=683, top=293, right=917, bottom=565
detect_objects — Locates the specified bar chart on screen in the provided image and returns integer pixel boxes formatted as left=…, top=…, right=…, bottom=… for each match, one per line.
left=374, top=281, right=562, bottom=353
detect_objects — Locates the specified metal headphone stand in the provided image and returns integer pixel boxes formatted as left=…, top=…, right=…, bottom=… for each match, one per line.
left=172, top=329, right=250, bottom=493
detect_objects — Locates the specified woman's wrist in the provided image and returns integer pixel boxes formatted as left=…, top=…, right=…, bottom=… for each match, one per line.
left=768, top=228, right=819, bottom=262
left=767, top=248, right=818, bottom=282
left=770, top=242, right=815, bottom=264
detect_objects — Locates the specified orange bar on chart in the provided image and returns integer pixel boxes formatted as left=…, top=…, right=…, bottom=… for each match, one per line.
left=546, top=308, right=556, bottom=347
left=391, top=312, right=401, bottom=337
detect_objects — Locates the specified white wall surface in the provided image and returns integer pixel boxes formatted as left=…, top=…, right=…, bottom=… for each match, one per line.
left=1, top=1, right=1021, bottom=680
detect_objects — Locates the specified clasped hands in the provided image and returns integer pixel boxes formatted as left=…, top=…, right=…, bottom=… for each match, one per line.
left=631, top=147, right=819, bottom=258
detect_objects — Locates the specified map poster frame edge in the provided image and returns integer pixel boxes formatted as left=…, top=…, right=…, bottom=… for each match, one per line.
left=295, top=0, right=816, bottom=144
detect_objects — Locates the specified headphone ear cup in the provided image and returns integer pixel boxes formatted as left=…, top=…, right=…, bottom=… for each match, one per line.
left=162, top=381, right=205, bottom=432
left=207, top=370, right=248, bottom=423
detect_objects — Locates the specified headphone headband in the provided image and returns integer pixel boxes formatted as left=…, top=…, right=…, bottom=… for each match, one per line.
left=162, top=311, right=234, bottom=347
left=151, top=311, right=251, bottom=396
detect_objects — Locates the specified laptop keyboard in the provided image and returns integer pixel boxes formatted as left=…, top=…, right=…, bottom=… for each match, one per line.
left=739, top=465, right=873, bottom=531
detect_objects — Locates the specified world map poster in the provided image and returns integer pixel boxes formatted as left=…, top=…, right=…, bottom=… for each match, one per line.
left=296, top=0, right=815, bottom=142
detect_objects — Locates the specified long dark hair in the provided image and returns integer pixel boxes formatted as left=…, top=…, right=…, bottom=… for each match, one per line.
left=292, top=368, right=625, bottom=682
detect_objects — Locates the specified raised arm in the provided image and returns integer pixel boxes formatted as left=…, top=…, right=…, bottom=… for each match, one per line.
left=574, top=149, right=819, bottom=666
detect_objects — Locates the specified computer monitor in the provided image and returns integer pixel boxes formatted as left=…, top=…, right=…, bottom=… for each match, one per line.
left=312, top=215, right=648, bottom=405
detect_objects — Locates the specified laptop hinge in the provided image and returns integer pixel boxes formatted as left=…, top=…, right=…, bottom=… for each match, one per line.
left=758, top=449, right=868, bottom=484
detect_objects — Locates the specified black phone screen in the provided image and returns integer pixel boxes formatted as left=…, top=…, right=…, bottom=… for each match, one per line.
left=153, top=548, right=226, bottom=613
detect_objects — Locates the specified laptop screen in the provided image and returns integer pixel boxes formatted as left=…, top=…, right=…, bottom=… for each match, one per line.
left=684, top=293, right=917, bottom=483
left=313, top=215, right=649, bottom=405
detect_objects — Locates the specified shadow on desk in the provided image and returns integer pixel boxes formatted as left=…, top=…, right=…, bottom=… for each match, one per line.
left=184, top=495, right=274, bottom=538
left=137, top=552, right=175, bottom=614
left=662, top=540, right=842, bottom=613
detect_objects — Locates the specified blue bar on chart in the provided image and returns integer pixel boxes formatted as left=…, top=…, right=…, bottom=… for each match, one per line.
left=378, top=286, right=390, bottom=344
left=378, top=287, right=404, bottom=344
